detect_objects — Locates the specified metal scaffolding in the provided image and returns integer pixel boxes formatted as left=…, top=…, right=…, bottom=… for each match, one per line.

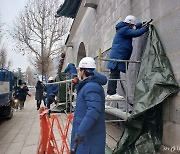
left=97, top=49, right=141, bottom=122
left=45, top=76, right=77, bottom=114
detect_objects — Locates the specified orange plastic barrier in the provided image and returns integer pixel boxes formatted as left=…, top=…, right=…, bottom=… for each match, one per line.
left=37, top=107, right=74, bottom=154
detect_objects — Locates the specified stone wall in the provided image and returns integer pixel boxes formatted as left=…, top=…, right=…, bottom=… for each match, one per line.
left=64, top=0, right=180, bottom=149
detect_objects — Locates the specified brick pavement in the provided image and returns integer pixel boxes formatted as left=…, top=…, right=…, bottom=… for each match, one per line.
left=0, top=94, right=122, bottom=154
left=0, top=95, right=39, bottom=154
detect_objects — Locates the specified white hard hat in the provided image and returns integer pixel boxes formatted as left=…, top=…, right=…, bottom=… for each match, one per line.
left=78, top=57, right=96, bottom=69
left=124, top=15, right=136, bottom=25
left=48, top=76, right=54, bottom=81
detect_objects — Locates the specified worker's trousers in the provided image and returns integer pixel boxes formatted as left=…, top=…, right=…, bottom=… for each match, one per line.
left=46, top=96, right=55, bottom=109
left=107, top=66, right=120, bottom=95
left=37, top=100, right=42, bottom=110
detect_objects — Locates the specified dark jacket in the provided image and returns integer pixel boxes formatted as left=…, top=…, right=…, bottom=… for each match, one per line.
left=107, top=22, right=148, bottom=72
left=18, top=86, right=29, bottom=101
left=13, top=86, right=20, bottom=99
left=71, top=71, right=107, bottom=154
left=35, top=81, right=44, bottom=100
left=64, top=63, right=77, bottom=79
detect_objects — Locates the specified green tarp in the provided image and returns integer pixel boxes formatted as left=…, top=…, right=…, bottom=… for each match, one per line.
left=56, top=0, right=82, bottom=18
left=55, top=72, right=67, bottom=102
left=112, top=25, right=179, bottom=154
left=55, top=72, right=74, bottom=112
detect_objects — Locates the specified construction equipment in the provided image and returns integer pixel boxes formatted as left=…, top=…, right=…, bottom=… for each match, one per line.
left=45, top=77, right=78, bottom=113
left=0, top=69, right=16, bottom=118
left=37, top=107, right=73, bottom=154
left=37, top=76, right=79, bottom=154
left=98, top=56, right=140, bottom=121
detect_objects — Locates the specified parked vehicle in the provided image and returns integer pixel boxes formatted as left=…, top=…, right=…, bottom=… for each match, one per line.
left=0, top=69, right=15, bottom=118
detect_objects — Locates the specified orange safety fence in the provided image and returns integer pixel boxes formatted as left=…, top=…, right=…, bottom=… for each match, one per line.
left=37, top=107, right=74, bottom=154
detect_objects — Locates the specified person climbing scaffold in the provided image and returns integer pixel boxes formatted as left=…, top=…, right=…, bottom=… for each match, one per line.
left=106, top=15, right=149, bottom=100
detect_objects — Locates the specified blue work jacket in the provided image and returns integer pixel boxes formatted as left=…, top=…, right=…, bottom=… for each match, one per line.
left=71, top=71, right=107, bottom=154
left=64, top=63, right=77, bottom=79
left=107, top=22, right=148, bottom=72
left=44, top=84, right=58, bottom=97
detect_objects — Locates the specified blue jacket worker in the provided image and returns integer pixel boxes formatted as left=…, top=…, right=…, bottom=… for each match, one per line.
left=44, top=77, right=58, bottom=109
left=71, top=57, right=107, bottom=154
left=64, top=63, right=77, bottom=79
left=106, top=15, right=149, bottom=100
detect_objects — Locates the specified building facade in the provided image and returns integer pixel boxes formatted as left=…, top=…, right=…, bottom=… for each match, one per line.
left=63, top=0, right=180, bottom=149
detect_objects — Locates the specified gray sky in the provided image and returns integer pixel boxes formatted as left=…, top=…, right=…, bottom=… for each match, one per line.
left=0, top=0, right=29, bottom=71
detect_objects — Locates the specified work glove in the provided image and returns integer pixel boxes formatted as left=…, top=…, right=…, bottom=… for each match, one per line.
left=71, top=134, right=84, bottom=154
left=74, top=134, right=84, bottom=144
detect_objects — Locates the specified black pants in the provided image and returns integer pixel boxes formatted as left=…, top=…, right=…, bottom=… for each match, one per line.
left=37, top=100, right=42, bottom=109
left=107, top=65, right=120, bottom=95
left=22, top=98, right=26, bottom=107
left=42, top=96, right=46, bottom=106
left=46, top=96, right=55, bottom=109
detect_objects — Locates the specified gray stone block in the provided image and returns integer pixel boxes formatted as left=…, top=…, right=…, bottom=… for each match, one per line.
left=149, top=0, right=180, bottom=20
left=169, top=96, right=180, bottom=124
left=117, top=0, right=126, bottom=8
left=163, top=121, right=180, bottom=147
left=163, top=98, right=170, bottom=122
left=174, top=73, right=180, bottom=86
left=158, top=29, right=180, bottom=57
left=167, top=52, right=180, bottom=75
left=130, top=0, right=150, bottom=16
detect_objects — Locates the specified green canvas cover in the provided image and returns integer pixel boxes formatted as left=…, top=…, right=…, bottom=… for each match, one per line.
left=112, top=25, right=179, bottom=154
left=55, top=73, right=67, bottom=103
left=50, top=103, right=66, bottom=113
left=56, top=0, right=82, bottom=18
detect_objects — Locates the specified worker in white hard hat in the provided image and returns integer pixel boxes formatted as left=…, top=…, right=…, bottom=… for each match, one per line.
left=44, top=76, right=58, bottom=109
left=106, top=15, right=149, bottom=100
left=70, top=57, right=107, bottom=154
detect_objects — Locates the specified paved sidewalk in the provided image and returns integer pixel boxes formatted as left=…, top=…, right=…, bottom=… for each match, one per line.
left=0, top=95, right=40, bottom=154
left=0, top=94, right=122, bottom=154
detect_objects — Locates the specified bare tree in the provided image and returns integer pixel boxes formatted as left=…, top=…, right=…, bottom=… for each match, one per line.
left=0, top=14, right=12, bottom=69
left=0, top=14, right=3, bottom=43
left=7, top=60, right=12, bottom=69
left=12, top=0, right=71, bottom=77
left=0, top=45, right=12, bottom=69
left=26, top=66, right=36, bottom=85
left=31, top=52, right=54, bottom=77
left=0, top=46, right=7, bottom=68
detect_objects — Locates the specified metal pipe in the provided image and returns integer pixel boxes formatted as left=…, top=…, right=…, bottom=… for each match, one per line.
left=108, top=79, right=126, bottom=81
left=105, top=119, right=125, bottom=122
left=45, top=79, right=73, bottom=85
left=101, top=58, right=141, bottom=63
left=125, top=62, right=129, bottom=117
left=105, top=105, right=130, bottom=120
